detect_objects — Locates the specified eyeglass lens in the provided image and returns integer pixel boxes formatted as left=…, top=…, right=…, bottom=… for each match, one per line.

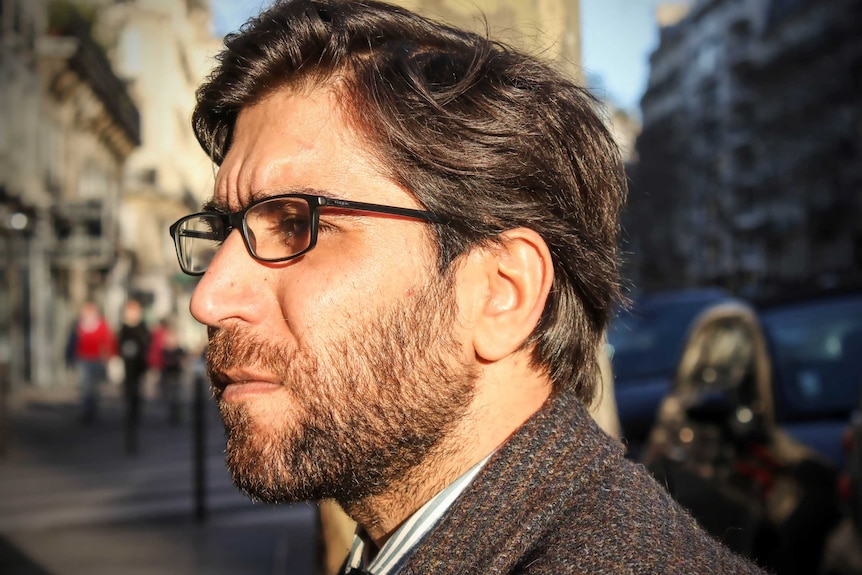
left=246, top=196, right=313, bottom=260
left=174, top=214, right=224, bottom=274
left=173, top=196, right=314, bottom=274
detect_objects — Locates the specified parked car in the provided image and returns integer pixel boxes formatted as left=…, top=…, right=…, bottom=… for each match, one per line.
left=756, top=290, right=862, bottom=467
left=640, top=299, right=842, bottom=574
left=607, top=287, right=738, bottom=455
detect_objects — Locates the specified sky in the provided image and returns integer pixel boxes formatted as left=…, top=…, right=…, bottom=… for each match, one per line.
left=210, top=0, right=678, bottom=114
left=580, top=0, right=670, bottom=112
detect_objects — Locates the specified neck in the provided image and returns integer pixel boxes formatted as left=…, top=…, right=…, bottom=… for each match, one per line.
left=343, top=356, right=552, bottom=548
left=341, top=432, right=476, bottom=546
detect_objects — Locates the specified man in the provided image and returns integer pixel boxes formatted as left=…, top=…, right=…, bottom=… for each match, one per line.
left=170, top=0, right=767, bottom=572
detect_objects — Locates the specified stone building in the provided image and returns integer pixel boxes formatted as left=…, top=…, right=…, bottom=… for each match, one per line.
left=0, top=0, right=140, bottom=387
left=0, top=0, right=47, bottom=388
left=399, top=0, right=581, bottom=81
left=629, top=0, right=862, bottom=295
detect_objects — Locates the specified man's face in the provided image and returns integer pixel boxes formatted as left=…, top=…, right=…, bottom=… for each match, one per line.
left=189, top=86, right=477, bottom=504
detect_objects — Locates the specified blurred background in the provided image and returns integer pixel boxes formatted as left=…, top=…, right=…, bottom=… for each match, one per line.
left=0, top=0, right=859, bottom=574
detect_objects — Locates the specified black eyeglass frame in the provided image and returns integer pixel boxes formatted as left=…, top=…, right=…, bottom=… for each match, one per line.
left=169, top=193, right=445, bottom=276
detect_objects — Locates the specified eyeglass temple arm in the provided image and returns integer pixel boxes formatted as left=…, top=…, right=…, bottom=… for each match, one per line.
left=320, top=197, right=445, bottom=223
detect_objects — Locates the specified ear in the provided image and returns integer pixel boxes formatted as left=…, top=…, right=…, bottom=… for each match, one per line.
left=465, top=228, right=554, bottom=362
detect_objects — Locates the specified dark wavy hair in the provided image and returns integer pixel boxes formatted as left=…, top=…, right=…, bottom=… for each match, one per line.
left=192, top=0, right=627, bottom=404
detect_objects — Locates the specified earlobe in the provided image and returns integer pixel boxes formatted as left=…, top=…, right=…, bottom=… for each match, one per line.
left=472, top=228, right=554, bottom=362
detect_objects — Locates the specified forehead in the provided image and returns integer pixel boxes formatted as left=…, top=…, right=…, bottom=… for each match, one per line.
left=214, top=86, right=414, bottom=211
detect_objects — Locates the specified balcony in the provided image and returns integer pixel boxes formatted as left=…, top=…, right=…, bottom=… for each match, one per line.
left=47, top=8, right=140, bottom=148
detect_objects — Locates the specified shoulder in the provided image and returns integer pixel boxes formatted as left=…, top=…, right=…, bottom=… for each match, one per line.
left=512, top=457, right=767, bottom=574
left=404, top=391, right=767, bottom=574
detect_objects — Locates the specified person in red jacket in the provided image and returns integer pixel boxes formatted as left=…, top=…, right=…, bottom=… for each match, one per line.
left=68, top=301, right=116, bottom=424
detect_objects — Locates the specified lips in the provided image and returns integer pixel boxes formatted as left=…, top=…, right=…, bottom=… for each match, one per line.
left=204, top=327, right=289, bottom=400
left=210, top=369, right=282, bottom=396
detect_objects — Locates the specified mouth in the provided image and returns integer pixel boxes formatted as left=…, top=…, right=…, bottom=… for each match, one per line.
left=210, top=370, right=283, bottom=400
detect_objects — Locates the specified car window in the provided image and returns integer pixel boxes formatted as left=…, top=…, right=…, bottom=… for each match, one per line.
left=608, top=299, right=719, bottom=381
left=760, top=295, right=862, bottom=418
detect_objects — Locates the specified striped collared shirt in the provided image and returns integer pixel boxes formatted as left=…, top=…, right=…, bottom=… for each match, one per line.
left=343, top=455, right=491, bottom=575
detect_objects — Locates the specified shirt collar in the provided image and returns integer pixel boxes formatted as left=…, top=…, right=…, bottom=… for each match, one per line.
left=343, top=453, right=492, bottom=575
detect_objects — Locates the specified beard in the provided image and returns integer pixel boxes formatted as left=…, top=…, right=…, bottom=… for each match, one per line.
left=205, top=272, right=478, bottom=506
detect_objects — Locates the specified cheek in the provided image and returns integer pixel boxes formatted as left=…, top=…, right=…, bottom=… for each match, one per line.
left=273, top=273, right=365, bottom=345
left=278, top=260, right=419, bottom=339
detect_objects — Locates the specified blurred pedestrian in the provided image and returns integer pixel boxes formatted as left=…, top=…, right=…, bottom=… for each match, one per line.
left=118, top=299, right=150, bottom=454
left=147, top=318, right=167, bottom=373
left=159, top=323, right=186, bottom=424
left=67, top=301, right=115, bottom=424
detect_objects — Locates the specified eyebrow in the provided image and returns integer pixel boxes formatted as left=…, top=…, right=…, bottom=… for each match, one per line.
left=201, top=199, right=227, bottom=213
left=201, top=187, right=349, bottom=213
left=248, top=187, right=324, bottom=203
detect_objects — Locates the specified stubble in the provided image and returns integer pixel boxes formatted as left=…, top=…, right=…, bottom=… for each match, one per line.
left=205, top=273, right=478, bottom=506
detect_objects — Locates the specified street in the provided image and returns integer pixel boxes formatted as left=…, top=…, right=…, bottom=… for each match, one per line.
left=0, top=380, right=318, bottom=575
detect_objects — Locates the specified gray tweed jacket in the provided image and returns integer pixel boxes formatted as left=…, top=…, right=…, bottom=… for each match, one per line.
left=398, top=389, right=768, bottom=574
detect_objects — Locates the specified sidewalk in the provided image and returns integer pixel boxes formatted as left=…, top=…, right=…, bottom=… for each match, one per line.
left=0, top=381, right=318, bottom=575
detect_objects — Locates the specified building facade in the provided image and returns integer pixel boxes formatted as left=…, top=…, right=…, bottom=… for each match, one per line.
left=0, top=0, right=47, bottom=388
left=400, top=0, right=581, bottom=81
left=629, top=0, right=862, bottom=295
left=0, top=0, right=141, bottom=388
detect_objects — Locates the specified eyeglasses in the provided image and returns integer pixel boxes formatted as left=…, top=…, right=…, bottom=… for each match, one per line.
left=169, top=193, right=444, bottom=276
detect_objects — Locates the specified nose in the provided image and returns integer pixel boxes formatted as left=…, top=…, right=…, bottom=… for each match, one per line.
left=189, top=228, right=264, bottom=327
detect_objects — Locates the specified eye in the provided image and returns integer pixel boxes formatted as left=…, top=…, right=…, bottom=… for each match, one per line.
left=246, top=198, right=313, bottom=258
left=275, top=212, right=310, bottom=242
